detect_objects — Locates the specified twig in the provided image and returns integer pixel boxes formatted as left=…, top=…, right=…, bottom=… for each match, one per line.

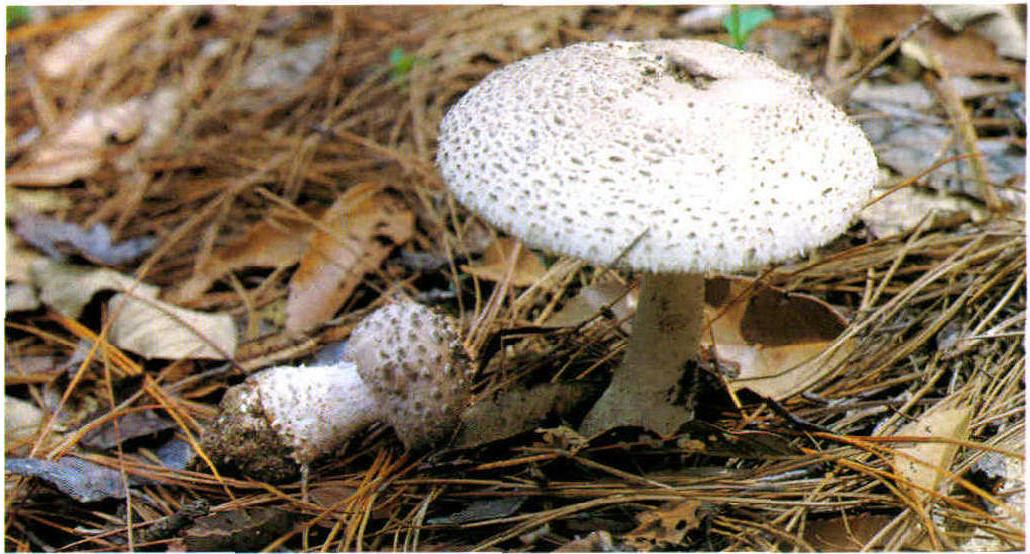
left=826, top=13, right=932, bottom=104
left=925, top=68, right=1007, bottom=213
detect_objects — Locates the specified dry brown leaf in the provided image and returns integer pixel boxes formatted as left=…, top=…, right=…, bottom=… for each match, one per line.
left=168, top=209, right=317, bottom=303
left=180, top=507, right=296, bottom=552
left=6, top=283, right=40, bottom=313
left=803, top=513, right=894, bottom=551
left=108, top=293, right=237, bottom=360
left=846, top=6, right=1023, bottom=77
left=703, top=277, right=855, bottom=400
left=305, top=483, right=393, bottom=522
left=623, top=500, right=703, bottom=551
left=308, top=483, right=358, bottom=509
left=5, top=397, right=45, bottom=456
left=6, top=232, right=45, bottom=283
left=38, top=9, right=143, bottom=79
left=5, top=189, right=73, bottom=216
left=928, top=5, right=1026, bottom=60
left=285, top=183, right=414, bottom=332
left=461, top=236, right=546, bottom=288
left=544, top=280, right=636, bottom=333
left=31, top=260, right=160, bottom=319
left=81, top=411, right=177, bottom=450
left=6, top=97, right=148, bottom=187
left=860, top=186, right=986, bottom=239
left=891, top=400, right=972, bottom=497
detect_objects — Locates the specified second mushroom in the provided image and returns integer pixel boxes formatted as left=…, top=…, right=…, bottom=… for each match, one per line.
left=436, top=40, right=879, bottom=436
left=204, top=301, right=470, bottom=481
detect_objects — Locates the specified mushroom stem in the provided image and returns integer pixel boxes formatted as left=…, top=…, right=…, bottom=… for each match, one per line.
left=202, top=362, right=381, bottom=482
left=580, top=272, right=704, bottom=436
left=258, top=363, right=381, bottom=465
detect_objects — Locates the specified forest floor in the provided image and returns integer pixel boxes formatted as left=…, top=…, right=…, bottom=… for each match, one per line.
left=4, top=5, right=1026, bottom=552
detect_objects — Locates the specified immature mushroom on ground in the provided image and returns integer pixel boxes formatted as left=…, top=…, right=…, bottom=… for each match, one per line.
left=203, top=301, right=470, bottom=481
left=435, top=40, right=879, bottom=436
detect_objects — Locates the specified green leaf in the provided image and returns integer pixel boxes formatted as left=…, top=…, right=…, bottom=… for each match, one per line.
left=722, top=6, right=774, bottom=50
left=7, top=6, right=30, bottom=28
left=388, top=47, right=417, bottom=82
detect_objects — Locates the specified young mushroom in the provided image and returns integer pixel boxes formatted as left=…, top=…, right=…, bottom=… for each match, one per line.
left=436, top=40, right=879, bottom=436
left=203, top=301, right=470, bottom=481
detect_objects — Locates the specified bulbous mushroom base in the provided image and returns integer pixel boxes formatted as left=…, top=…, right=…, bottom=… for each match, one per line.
left=202, top=363, right=378, bottom=482
left=201, top=381, right=300, bottom=483
left=579, top=272, right=704, bottom=437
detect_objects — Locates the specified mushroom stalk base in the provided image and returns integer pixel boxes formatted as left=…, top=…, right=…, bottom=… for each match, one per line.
left=579, top=272, right=704, bottom=437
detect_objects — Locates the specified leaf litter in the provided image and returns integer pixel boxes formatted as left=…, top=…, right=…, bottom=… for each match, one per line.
left=14, top=212, right=157, bottom=265
left=107, top=293, right=237, bottom=360
left=3, top=5, right=1024, bottom=552
left=461, top=236, right=548, bottom=288
left=29, top=260, right=160, bottom=319
left=622, top=500, right=705, bottom=551
left=285, top=182, right=415, bottom=332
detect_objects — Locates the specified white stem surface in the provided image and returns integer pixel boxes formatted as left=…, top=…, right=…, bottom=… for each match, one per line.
left=579, top=272, right=704, bottom=436
left=256, top=362, right=379, bottom=465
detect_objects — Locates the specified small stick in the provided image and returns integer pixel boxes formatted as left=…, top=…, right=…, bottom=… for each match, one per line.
left=826, top=13, right=932, bottom=104
left=925, top=64, right=1006, bottom=213
left=762, top=397, right=834, bottom=434
left=823, top=7, right=852, bottom=83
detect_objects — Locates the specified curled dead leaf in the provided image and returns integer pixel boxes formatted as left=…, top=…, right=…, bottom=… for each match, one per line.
left=38, top=9, right=143, bottom=80
left=703, top=277, right=856, bottom=400
left=803, top=513, right=894, bottom=551
left=285, top=183, right=414, bottom=332
left=462, top=236, right=547, bottom=288
left=544, top=280, right=636, bottom=333
left=623, top=500, right=704, bottom=551
left=890, top=399, right=972, bottom=498
left=30, top=260, right=160, bottom=319
left=7, top=97, right=148, bottom=187
left=168, top=208, right=317, bottom=303
left=180, top=507, right=296, bottom=552
left=108, top=293, right=237, bottom=360
left=846, top=6, right=1023, bottom=78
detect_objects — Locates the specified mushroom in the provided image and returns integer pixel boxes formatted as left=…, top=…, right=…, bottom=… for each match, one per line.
left=203, top=301, right=470, bottom=481
left=435, top=40, right=878, bottom=436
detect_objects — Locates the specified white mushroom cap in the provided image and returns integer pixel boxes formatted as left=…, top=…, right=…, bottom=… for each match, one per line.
left=437, top=40, right=879, bottom=273
left=346, top=301, right=471, bottom=450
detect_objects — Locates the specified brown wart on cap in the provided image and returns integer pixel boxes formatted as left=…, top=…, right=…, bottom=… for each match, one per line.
left=436, top=40, right=879, bottom=436
left=203, top=301, right=471, bottom=481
